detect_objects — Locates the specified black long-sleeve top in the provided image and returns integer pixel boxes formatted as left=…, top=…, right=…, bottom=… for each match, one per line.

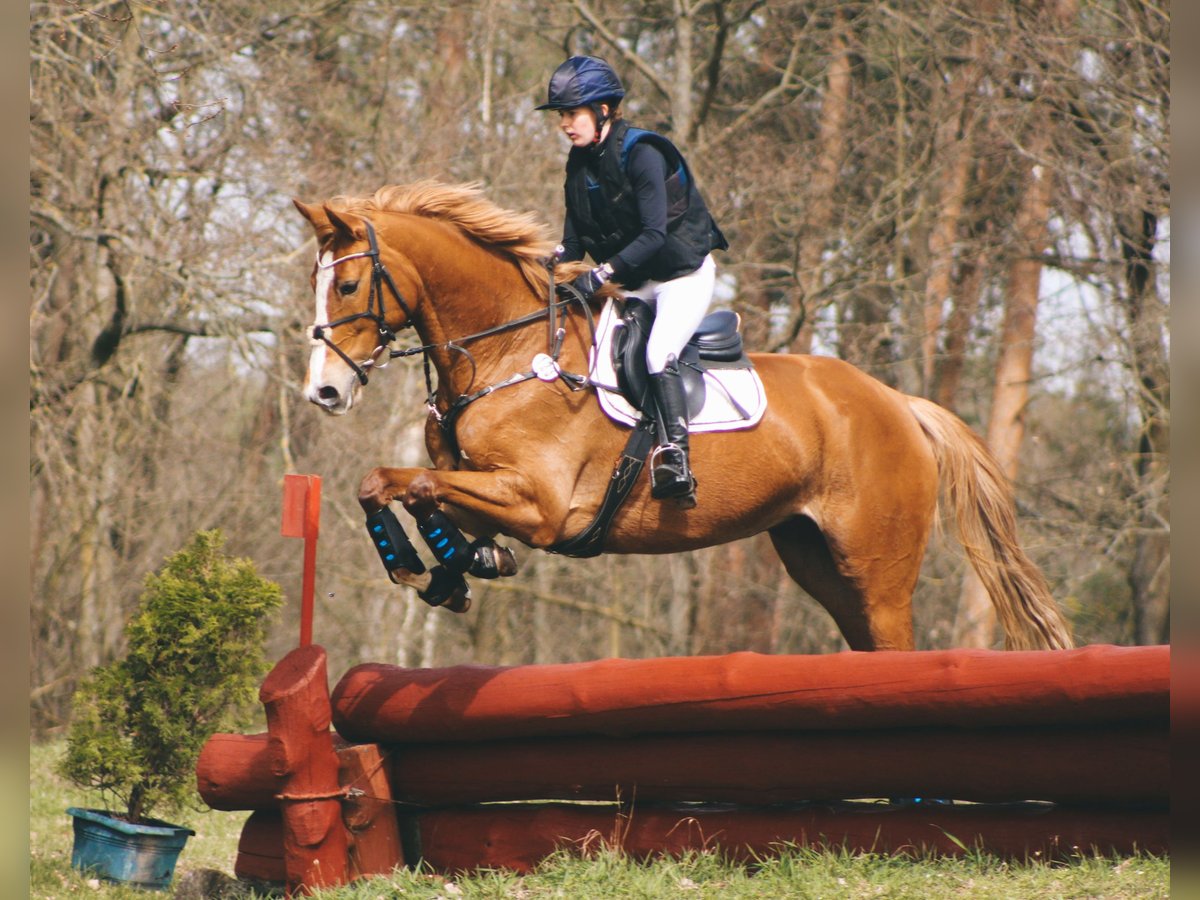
left=560, top=140, right=670, bottom=282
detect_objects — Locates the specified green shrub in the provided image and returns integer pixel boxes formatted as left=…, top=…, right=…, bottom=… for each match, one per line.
left=58, top=529, right=282, bottom=823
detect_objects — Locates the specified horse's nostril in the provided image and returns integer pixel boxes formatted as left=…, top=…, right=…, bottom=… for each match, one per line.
left=317, top=386, right=340, bottom=402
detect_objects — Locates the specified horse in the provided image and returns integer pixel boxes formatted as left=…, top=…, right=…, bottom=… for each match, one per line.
left=292, top=180, right=1072, bottom=652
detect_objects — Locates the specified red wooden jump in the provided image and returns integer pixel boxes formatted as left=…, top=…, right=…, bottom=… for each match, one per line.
left=197, top=643, right=1169, bottom=894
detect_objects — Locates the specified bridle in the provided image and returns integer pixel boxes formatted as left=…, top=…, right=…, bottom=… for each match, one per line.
left=312, top=220, right=412, bottom=386
left=310, top=219, right=595, bottom=454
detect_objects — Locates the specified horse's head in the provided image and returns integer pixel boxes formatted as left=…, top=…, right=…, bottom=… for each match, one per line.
left=294, top=181, right=576, bottom=416
left=293, top=199, right=417, bottom=415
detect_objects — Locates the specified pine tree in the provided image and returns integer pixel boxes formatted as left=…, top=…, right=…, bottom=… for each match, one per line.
left=59, top=530, right=282, bottom=823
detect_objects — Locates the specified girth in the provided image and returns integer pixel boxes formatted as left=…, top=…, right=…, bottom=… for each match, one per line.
left=547, top=417, right=657, bottom=558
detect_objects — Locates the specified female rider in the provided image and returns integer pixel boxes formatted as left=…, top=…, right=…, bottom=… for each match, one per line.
left=536, top=56, right=728, bottom=508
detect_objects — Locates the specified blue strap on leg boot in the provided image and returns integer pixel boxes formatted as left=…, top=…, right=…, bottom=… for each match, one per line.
left=365, top=507, right=426, bottom=575
left=417, top=509, right=474, bottom=573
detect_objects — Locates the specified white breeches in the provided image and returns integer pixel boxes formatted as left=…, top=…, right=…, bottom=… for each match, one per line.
left=624, top=254, right=717, bottom=374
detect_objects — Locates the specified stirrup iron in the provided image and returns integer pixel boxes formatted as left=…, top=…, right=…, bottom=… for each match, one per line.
left=649, top=443, right=696, bottom=506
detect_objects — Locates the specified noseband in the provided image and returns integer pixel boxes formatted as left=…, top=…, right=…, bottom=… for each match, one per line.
left=312, top=220, right=415, bottom=385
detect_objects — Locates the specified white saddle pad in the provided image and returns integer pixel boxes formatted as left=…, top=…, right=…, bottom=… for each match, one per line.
left=587, top=299, right=766, bottom=432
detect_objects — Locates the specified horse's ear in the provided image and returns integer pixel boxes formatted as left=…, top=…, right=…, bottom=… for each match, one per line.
left=293, top=199, right=333, bottom=241
left=323, top=206, right=368, bottom=243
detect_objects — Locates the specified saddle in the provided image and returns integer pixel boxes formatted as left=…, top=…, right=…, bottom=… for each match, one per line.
left=610, top=298, right=750, bottom=421
left=549, top=297, right=764, bottom=558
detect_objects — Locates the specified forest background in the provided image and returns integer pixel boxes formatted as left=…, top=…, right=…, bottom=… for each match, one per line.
left=29, top=0, right=1169, bottom=736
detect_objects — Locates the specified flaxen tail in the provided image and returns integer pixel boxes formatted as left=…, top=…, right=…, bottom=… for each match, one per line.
left=907, top=396, right=1073, bottom=650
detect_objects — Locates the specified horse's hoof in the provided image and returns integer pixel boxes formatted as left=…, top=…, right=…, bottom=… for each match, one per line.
left=418, top=565, right=472, bottom=612
left=442, top=591, right=471, bottom=613
left=469, top=542, right=518, bottom=579
left=494, top=545, right=518, bottom=576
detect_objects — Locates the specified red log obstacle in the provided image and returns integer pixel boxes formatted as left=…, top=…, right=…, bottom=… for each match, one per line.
left=330, top=645, right=1167, bottom=741
left=198, top=644, right=1169, bottom=893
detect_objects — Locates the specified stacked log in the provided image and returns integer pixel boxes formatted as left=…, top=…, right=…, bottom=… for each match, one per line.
left=197, top=646, right=404, bottom=895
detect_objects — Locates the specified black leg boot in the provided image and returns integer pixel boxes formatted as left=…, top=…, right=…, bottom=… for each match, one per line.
left=648, top=357, right=697, bottom=508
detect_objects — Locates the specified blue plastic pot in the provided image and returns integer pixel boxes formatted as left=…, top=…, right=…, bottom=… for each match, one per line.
left=67, top=807, right=194, bottom=890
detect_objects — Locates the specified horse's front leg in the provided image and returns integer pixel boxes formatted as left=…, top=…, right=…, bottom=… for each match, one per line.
left=359, top=466, right=555, bottom=610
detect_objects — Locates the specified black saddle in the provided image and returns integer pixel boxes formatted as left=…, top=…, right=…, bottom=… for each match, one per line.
left=611, top=298, right=751, bottom=419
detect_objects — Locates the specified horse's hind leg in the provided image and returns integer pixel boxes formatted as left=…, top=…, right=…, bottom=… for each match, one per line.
left=768, top=516, right=919, bottom=651
left=465, top=539, right=518, bottom=579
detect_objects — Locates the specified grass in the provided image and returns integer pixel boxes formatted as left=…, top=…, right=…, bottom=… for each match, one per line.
left=30, top=740, right=250, bottom=899
left=30, top=741, right=1170, bottom=899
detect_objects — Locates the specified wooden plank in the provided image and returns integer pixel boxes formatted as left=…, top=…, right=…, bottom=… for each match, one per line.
left=234, top=810, right=285, bottom=885
left=222, top=744, right=404, bottom=886
left=339, top=743, right=405, bottom=878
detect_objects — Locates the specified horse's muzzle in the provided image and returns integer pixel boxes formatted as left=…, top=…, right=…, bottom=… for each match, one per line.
left=305, top=380, right=355, bottom=415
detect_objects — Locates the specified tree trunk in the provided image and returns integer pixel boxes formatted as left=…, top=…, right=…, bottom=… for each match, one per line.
left=935, top=245, right=986, bottom=412
left=953, top=136, right=1052, bottom=648
left=954, top=0, right=1079, bottom=648
left=788, top=7, right=851, bottom=354
left=921, top=4, right=993, bottom=394
left=1119, top=208, right=1169, bottom=644
left=840, top=284, right=896, bottom=384
left=671, top=0, right=696, bottom=142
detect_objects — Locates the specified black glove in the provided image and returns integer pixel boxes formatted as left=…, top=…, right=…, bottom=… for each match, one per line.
left=569, top=263, right=613, bottom=299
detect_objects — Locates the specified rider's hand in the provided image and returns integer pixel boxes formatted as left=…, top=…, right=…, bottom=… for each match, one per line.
left=570, top=263, right=614, bottom=299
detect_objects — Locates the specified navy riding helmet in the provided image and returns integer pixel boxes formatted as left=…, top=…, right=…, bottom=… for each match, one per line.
left=535, top=56, right=625, bottom=111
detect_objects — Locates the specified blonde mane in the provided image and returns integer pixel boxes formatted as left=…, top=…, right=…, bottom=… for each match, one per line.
left=328, top=180, right=569, bottom=295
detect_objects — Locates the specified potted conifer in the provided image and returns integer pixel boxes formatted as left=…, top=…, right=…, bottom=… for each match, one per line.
left=59, top=529, right=282, bottom=890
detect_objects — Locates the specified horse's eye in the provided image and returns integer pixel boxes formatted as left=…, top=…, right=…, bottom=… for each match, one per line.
left=338, top=281, right=359, bottom=296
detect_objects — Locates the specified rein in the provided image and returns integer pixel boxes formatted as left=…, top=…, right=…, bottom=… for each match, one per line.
left=313, top=220, right=594, bottom=454
left=427, top=279, right=594, bottom=460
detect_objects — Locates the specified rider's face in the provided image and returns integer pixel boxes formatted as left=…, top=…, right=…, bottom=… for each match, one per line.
left=558, top=106, right=607, bottom=148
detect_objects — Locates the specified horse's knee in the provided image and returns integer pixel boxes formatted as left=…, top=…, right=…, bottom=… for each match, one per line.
left=358, top=468, right=394, bottom=512
left=401, top=472, right=440, bottom=517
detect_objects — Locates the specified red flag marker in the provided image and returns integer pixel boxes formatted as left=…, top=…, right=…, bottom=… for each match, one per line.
left=282, top=474, right=321, bottom=647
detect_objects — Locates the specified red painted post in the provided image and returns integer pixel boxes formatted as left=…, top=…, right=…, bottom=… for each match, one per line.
left=261, top=644, right=349, bottom=895
left=282, top=474, right=322, bottom=647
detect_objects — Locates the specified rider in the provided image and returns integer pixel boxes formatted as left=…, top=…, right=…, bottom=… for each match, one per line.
left=537, top=55, right=728, bottom=508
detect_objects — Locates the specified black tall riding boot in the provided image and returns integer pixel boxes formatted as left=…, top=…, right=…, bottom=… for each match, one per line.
left=648, top=357, right=697, bottom=507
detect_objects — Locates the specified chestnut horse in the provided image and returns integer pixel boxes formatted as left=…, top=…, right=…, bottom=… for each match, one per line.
left=294, top=181, right=1071, bottom=652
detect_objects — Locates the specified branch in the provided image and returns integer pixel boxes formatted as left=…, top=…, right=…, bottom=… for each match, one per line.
left=699, top=29, right=805, bottom=153
left=692, top=0, right=731, bottom=139
left=31, top=319, right=280, bottom=411
left=470, top=579, right=669, bottom=635
left=570, top=0, right=671, bottom=104
left=124, top=320, right=277, bottom=338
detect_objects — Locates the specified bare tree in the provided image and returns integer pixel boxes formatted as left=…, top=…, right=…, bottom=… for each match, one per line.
left=29, top=0, right=1169, bottom=733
